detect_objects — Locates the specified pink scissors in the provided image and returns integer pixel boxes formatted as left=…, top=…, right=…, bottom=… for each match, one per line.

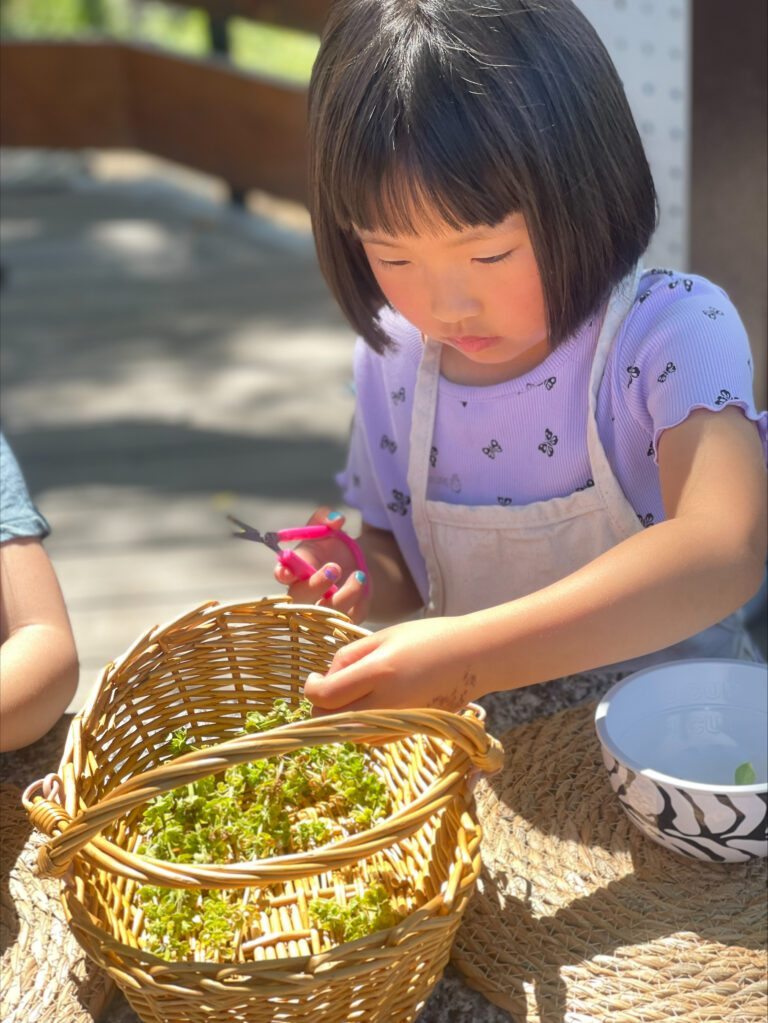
left=228, top=515, right=369, bottom=600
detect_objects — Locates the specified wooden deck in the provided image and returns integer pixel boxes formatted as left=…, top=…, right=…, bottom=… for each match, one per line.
left=0, top=149, right=361, bottom=710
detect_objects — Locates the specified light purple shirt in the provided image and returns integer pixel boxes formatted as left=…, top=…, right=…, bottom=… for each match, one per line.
left=337, top=269, right=768, bottom=602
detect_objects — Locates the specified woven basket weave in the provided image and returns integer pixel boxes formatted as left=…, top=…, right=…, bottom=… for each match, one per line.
left=0, top=783, right=113, bottom=1023
left=451, top=700, right=768, bottom=1023
left=23, top=597, right=503, bottom=1023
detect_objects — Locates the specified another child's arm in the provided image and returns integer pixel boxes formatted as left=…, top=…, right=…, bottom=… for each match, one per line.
left=0, top=536, right=79, bottom=751
left=275, top=509, right=424, bottom=623
left=303, top=406, right=766, bottom=712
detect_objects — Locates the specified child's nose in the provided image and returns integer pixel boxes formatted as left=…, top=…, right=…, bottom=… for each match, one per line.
left=429, top=276, right=482, bottom=325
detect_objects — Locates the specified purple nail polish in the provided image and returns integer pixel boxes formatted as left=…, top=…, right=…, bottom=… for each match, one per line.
left=324, top=566, right=339, bottom=581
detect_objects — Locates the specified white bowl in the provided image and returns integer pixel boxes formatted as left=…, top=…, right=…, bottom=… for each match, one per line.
left=595, top=659, right=768, bottom=862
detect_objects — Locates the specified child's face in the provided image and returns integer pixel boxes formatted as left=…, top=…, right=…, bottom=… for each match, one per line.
left=356, top=211, right=548, bottom=385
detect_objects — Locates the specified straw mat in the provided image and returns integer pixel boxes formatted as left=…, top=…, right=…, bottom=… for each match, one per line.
left=451, top=701, right=767, bottom=1023
left=0, top=783, right=113, bottom=1023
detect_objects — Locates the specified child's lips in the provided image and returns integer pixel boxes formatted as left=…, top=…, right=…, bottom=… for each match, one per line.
left=445, top=335, right=502, bottom=353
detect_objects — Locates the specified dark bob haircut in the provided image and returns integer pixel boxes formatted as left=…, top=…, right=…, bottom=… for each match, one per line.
left=308, top=0, right=658, bottom=353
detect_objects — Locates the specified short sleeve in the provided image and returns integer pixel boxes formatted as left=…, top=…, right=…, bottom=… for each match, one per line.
left=619, top=273, right=768, bottom=465
left=0, top=432, right=51, bottom=543
left=336, top=411, right=393, bottom=529
left=335, top=338, right=394, bottom=529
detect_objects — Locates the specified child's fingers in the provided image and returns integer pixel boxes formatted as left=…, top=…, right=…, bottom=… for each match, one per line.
left=307, top=507, right=346, bottom=531
left=322, top=569, right=368, bottom=617
left=274, top=563, right=295, bottom=585
left=287, top=563, right=342, bottom=603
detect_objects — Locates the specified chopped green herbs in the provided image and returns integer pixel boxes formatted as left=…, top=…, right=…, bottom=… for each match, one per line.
left=734, top=761, right=757, bottom=785
left=135, top=699, right=403, bottom=960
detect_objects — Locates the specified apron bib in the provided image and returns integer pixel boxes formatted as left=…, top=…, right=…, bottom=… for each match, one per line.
left=406, top=266, right=759, bottom=673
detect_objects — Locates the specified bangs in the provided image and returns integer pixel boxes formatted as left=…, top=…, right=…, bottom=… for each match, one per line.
left=338, top=155, right=522, bottom=238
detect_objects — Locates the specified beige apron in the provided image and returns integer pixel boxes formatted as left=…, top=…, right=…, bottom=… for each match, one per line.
left=406, top=266, right=758, bottom=676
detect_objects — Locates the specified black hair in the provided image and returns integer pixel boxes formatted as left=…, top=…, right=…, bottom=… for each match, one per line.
left=308, top=0, right=658, bottom=352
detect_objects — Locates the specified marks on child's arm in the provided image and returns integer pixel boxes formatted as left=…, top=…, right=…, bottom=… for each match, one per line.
left=429, top=671, right=476, bottom=711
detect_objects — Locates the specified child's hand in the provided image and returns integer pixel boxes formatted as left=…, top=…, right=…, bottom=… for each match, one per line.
left=274, top=508, right=370, bottom=623
left=304, top=617, right=483, bottom=714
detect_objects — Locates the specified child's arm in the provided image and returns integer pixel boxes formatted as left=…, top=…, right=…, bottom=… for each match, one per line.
left=304, top=407, right=766, bottom=712
left=276, top=511, right=424, bottom=623
left=0, top=537, right=79, bottom=751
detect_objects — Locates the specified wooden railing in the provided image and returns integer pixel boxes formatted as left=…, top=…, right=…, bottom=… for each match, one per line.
left=0, top=2, right=330, bottom=206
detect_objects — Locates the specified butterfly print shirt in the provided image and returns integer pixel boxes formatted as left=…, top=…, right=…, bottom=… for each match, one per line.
left=337, top=272, right=767, bottom=602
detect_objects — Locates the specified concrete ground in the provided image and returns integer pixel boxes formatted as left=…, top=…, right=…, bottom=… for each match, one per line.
left=0, top=149, right=512, bottom=1023
left=1, top=149, right=364, bottom=698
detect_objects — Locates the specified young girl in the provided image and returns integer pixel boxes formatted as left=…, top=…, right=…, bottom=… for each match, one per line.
left=275, top=0, right=767, bottom=718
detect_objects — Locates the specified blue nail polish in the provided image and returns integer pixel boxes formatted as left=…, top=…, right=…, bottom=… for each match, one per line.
left=354, top=570, right=367, bottom=584
left=328, top=510, right=343, bottom=521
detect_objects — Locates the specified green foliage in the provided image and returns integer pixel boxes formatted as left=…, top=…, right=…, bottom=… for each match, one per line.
left=135, top=698, right=400, bottom=960
left=138, top=885, right=246, bottom=960
left=309, top=884, right=403, bottom=944
left=0, top=0, right=319, bottom=82
left=734, top=761, right=757, bottom=785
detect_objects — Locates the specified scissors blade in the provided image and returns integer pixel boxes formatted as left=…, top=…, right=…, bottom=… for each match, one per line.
left=227, top=515, right=282, bottom=554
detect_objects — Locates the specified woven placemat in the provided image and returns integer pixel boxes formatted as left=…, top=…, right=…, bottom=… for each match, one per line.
left=0, top=783, right=114, bottom=1023
left=452, top=700, right=768, bottom=1023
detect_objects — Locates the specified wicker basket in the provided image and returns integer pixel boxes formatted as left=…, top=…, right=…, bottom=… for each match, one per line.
left=23, top=597, right=503, bottom=1023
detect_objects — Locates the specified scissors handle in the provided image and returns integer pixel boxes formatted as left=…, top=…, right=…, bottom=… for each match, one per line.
left=278, top=549, right=338, bottom=599
left=277, top=526, right=369, bottom=583
left=277, top=525, right=332, bottom=542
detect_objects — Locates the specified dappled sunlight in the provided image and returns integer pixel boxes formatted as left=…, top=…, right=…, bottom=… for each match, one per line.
left=3, top=323, right=355, bottom=438
left=86, top=218, right=193, bottom=277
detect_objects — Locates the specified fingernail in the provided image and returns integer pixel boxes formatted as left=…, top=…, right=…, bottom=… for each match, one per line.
left=354, top=570, right=367, bottom=584
left=327, top=510, right=343, bottom=521
left=306, top=672, right=323, bottom=684
left=323, top=565, right=339, bottom=581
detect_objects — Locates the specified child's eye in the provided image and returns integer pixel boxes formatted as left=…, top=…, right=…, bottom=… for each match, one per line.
left=376, top=258, right=410, bottom=269
left=474, top=250, right=513, bottom=264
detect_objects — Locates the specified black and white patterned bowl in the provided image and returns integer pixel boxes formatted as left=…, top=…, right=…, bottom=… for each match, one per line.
left=595, top=659, right=768, bottom=862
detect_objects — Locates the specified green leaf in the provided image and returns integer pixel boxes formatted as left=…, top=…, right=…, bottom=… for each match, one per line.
left=734, top=761, right=757, bottom=785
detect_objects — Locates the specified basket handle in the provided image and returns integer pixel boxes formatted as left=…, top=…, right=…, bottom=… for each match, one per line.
left=24, top=706, right=503, bottom=880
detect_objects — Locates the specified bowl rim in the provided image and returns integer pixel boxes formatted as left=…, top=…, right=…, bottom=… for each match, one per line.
left=594, top=658, right=768, bottom=794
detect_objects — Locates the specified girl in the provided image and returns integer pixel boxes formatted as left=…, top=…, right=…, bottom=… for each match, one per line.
left=276, top=0, right=767, bottom=719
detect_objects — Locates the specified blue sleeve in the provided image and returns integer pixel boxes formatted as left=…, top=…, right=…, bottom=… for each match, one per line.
left=0, top=432, right=51, bottom=543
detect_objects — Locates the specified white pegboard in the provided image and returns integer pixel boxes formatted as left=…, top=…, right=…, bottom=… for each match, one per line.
left=576, top=0, right=691, bottom=269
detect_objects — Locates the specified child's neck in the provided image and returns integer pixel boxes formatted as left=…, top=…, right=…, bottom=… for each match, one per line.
left=439, top=336, right=551, bottom=387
